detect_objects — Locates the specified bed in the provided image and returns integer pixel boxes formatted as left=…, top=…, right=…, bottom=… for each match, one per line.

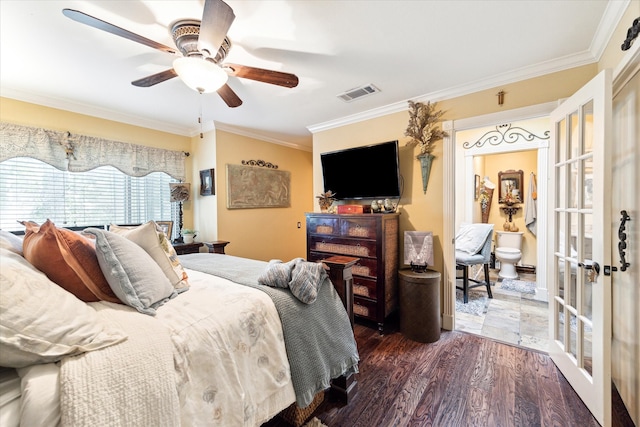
left=0, top=222, right=359, bottom=426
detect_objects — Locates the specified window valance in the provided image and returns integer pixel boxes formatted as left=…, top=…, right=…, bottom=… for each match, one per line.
left=0, top=122, right=187, bottom=181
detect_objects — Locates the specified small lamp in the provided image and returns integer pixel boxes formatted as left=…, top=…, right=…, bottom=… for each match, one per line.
left=170, top=183, right=191, bottom=243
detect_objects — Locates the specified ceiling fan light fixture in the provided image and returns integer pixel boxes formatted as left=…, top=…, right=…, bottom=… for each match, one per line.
left=173, top=56, right=228, bottom=93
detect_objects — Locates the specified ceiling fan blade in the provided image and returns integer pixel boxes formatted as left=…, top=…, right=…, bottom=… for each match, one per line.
left=217, top=84, right=243, bottom=108
left=198, top=0, right=235, bottom=58
left=62, top=9, right=178, bottom=56
left=224, top=63, right=299, bottom=88
left=132, top=69, right=178, bottom=87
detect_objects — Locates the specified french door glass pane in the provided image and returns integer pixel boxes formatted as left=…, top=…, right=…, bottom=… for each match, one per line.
left=569, top=311, right=578, bottom=360
left=557, top=117, right=567, bottom=162
left=570, top=111, right=580, bottom=159
left=582, top=100, right=594, bottom=155
left=556, top=300, right=565, bottom=346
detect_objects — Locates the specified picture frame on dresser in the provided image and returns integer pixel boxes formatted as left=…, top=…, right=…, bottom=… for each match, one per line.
left=156, top=221, right=173, bottom=240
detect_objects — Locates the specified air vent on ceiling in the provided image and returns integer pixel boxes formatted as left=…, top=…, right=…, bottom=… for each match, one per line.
left=337, top=84, right=380, bottom=102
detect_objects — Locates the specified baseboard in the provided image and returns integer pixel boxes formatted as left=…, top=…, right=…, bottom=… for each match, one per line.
left=516, top=265, right=536, bottom=274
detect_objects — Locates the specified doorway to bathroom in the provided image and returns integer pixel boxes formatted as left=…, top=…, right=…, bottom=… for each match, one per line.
left=447, top=110, right=553, bottom=352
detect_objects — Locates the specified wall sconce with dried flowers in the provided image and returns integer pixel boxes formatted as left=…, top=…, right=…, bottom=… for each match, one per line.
left=404, top=100, right=448, bottom=193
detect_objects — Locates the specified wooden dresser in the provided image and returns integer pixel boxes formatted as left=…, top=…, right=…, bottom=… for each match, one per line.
left=306, top=212, right=399, bottom=332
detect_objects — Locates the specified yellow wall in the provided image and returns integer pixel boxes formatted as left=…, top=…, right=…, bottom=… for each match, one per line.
left=0, top=98, right=313, bottom=261
left=483, top=151, right=538, bottom=266
left=215, top=130, right=313, bottom=261
left=313, top=64, right=598, bottom=280
left=0, top=97, right=196, bottom=226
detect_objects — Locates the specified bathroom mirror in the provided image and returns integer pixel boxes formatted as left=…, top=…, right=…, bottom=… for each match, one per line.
left=498, top=169, right=523, bottom=203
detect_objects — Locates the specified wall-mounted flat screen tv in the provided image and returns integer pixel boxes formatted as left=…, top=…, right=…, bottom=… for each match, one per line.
left=320, top=140, right=401, bottom=200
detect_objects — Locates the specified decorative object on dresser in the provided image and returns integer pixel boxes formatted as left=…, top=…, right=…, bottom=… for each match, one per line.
left=203, top=240, right=230, bottom=254
left=404, top=231, right=434, bottom=273
left=226, top=160, right=290, bottom=209
left=317, top=190, right=337, bottom=212
left=306, top=212, right=399, bottom=333
left=337, top=204, right=365, bottom=214
left=404, top=100, right=448, bottom=193
left=169, top=182, right=190, bottom=243
left=172, top=242, right=203, bottom=255
left=199, top=168, right=215, bottom=196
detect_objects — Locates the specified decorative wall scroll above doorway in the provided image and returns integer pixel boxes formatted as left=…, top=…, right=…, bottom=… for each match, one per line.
left=462, top=123, right=550, bottom=149
left=226, top=160, right=290, bottom=209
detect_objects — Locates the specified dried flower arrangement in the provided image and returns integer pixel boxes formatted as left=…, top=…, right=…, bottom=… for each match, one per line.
left=316, top=190, right=337, bottom=211
left=404, top=100, right=448, bottom=158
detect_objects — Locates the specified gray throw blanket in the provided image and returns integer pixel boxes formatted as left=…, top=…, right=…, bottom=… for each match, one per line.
left=180, top=254, right=360, bottom=407
left=258, top=258, right=327, bottom=304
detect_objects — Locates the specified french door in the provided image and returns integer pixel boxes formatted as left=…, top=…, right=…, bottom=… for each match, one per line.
left=548, top=69, right=612, bottom=426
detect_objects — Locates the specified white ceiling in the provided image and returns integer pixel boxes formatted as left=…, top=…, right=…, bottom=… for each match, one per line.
left=0, top=1, right=628, bottom=150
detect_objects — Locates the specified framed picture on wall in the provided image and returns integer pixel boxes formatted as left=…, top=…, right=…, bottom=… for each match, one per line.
left=200, top=169, right=215, bottom=196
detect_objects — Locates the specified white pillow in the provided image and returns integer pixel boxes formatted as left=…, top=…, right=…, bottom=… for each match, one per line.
left=0, top=230, right=23, bottom=256
left=110, top=222, right=189, bottom=293
left=0, top=248, right=127, bottom=368
left=83, top=228, right=177, bottom=316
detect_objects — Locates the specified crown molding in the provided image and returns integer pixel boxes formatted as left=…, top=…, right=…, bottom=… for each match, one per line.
left=0, top=87, right=190, bottom=136
left=213, top=122, right=312, bottom=152
left=308, top=49, right=598, bottom=134
left=307, top=0, right=633, bottom=136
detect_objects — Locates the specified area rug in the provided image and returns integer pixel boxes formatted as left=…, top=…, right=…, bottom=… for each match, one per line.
left=303, top=417, right=328, bottom=427
left=455, top=289, right=489, bottom=316
left=500, top=279, right=536, bottom=294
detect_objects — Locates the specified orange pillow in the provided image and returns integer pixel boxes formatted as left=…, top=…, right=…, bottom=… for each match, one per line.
left=22, top=220, right=120, bottom=303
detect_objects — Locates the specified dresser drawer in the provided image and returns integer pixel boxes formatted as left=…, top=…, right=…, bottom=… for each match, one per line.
left=353, top=297, right=377, bottom=321
left=351, top=258, right=378, bottom=278
left=307, top=217, right=340, bottom=235
left=340, top=217, right=377, bottom=239
left=353, top=276, right=377, bottom=300
left=309, top=235, right=377, bottom=258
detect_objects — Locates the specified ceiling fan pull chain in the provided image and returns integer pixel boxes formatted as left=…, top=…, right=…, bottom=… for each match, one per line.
left=199, top=92, right=204, bottom=139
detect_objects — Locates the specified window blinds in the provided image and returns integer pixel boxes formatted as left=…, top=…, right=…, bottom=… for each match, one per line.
left=0, top=157, right=177, bottom=235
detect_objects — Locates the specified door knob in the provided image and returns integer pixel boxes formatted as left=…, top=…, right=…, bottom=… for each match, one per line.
left=578, top=261, right=600, bottom=282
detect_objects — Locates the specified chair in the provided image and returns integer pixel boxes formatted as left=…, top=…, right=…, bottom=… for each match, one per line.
left=455, top=223, right=494, bottom=303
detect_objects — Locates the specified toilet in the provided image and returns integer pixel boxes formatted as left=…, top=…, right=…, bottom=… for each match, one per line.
left=495, top=231, right=524, bottom=279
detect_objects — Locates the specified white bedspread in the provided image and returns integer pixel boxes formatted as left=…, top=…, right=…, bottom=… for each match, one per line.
left=60, top=269, right=295, bottom=427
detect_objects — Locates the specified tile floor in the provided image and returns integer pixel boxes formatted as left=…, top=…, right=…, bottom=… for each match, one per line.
left=455, top=270, right=550, bottom=352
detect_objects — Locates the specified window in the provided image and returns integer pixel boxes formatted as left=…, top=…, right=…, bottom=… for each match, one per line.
left=0, top=157, right=177, bottom=237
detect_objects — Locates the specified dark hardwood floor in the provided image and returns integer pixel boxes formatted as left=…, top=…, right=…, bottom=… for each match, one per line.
left=265, top=317, right=635, bottom=427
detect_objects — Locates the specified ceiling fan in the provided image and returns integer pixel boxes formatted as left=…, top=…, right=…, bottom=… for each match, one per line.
left=62, top=0, right=299, bottom=108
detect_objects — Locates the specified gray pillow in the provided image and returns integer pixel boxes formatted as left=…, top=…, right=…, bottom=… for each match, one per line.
left=83, top=228, right=177, bottom=316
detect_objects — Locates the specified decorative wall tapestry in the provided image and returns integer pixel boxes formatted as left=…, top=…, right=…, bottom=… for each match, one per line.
left=226, top=161, right=290, bottom=209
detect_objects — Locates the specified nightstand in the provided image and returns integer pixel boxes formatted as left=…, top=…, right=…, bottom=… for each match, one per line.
left=203, top=240, right=230, bottom=254
left=173, top=242, right=203, bottom=255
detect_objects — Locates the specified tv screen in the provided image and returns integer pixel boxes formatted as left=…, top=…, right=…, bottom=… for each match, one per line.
left=320, top=140, right=401, bottom=200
